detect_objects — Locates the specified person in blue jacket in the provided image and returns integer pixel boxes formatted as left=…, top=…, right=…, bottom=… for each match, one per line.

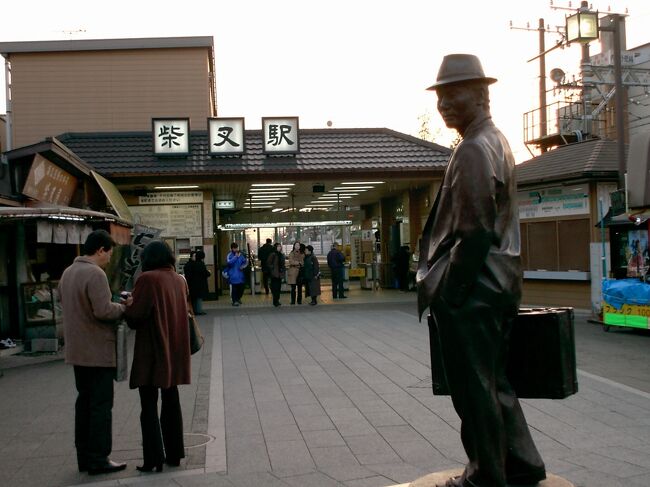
left=225, top=242, right=248, bottom=306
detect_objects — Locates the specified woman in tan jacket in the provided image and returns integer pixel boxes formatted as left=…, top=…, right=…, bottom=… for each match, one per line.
left=287, top=241, right=305, bottom=305
left=124, top=241, right=191, bottom=473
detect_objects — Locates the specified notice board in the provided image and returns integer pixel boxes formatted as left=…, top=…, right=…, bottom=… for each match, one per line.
left=129, top=204, right=202, bottom=237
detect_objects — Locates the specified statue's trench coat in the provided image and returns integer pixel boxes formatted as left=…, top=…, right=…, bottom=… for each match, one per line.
left=416, top=115, right=522, bottom=317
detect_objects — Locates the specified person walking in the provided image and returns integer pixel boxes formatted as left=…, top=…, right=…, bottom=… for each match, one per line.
left=226, top=242, right=248, bottom=306
left=258, top=238, right=274, bottom=295
left=287, top=241, right=304, bottom=305
left=417, top=54, right=545, bottom=487
left=183, top=250, right=210, bottom=315
left=303, top=245, right=321, bottom=305
left=58, top=229, right=131, bottom=475
left=267, top=242, right=286, bottom=307
left=124, top=240, right=190, bottom=473
left=394, top=245, right=411, bottom=291
left=327, top=242, right=346, bottom=299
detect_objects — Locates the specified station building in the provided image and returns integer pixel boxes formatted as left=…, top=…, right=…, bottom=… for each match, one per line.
left=0, top=36, right=452, bottom=345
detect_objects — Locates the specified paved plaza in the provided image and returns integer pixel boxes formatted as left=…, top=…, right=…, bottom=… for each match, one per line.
left=1, top=289, right=650, bottom=487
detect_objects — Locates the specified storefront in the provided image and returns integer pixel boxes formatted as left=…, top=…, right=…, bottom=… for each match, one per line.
left=1, top=139, right=132, bottom=348
left=515, top=138, right=621, bottom=311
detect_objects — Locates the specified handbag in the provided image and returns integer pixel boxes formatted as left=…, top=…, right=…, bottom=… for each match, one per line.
left=115, top=321, right=128, bottom=382
left=189, top=312, right=204, bottom=354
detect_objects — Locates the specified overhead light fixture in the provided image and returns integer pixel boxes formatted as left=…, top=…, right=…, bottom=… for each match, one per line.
left=330, top=189, right=367, bottom=193
left=250, top=196, right=283, bottom=199
left=153, top=185, right=200, bottom=190
left=248, top=190, right=289, bottom=194
left=251, top=183, right=296, bottom=187
left=272, top=208, right=284, bottom=213
left=219, top=220, right=353, bottom=228
left=333, top=186, right=374, bottom=190
left=340, top=181, right=384, bottom=185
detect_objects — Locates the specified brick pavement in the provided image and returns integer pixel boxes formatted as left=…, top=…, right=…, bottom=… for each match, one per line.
left=1, top=292, right=650, bottom=487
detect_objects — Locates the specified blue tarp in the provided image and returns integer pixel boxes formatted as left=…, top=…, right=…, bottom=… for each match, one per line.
left=602, top=279, right=650, bottom=309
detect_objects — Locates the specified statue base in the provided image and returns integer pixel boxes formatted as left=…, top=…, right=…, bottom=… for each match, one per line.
left=409, top=468, right=574, bottom=487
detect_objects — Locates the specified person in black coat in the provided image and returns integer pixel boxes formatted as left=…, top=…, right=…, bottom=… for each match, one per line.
left=258, top=238, right=274, bottom=295
left=183, top=250, right=210, bottom=315
left=266, top=243, right=286, bottom=307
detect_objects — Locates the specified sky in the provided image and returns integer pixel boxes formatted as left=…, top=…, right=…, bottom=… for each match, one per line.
left=1, top=0, right=649, bottom=163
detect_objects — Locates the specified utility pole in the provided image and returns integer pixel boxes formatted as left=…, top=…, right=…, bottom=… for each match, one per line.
left=538, top=18, right=548, bottom=151
left=511, top=18, right=563, bottom=153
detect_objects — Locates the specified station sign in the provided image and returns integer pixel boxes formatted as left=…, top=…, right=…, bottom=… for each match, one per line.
left=152, top=118, right=190, bottom=156
left=215, top=200, right=235, bottom=209
left=151, top=116, right=300, bottom=157
left=262, top=117, right=300, bottom=155
left=208, top=117, right=245, bottom=155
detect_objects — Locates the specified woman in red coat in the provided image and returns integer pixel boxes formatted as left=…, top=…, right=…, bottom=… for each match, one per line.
left=124, top=240, right=191, bottom=473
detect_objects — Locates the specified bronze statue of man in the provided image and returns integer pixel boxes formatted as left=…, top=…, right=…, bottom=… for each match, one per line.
left=416, top=54, right=546, bottom=487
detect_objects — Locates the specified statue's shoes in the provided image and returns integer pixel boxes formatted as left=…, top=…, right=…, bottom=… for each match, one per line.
left=436, top=476, right=465, bottom=487
left=507, top=467, right=547, bottom=485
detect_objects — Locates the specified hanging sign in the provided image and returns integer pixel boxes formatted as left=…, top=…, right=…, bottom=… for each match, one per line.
left=22, top=154, right=77, bottom=206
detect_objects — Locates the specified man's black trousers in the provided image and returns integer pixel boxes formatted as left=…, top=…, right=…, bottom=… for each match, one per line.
left=331, top=267, right=345, bottom=298
left=73, top=365, right=115, bottom=468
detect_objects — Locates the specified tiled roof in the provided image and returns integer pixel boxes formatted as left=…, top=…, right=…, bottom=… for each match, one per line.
left=516, top=138, right=623, bottom=186
left=56, top=128, right=451, bottom=178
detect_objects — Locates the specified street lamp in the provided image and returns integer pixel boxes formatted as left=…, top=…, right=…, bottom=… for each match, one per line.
left=565, top=3, right=627, bottom=189
left=565, top=10, right=599, bottom=44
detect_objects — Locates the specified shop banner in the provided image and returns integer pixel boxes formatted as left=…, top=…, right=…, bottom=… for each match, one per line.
left=23, top=154, right=76, bottom=206
left=518, top=184, right=590, bottom=220
left=121, top=224, right=162, bottom=291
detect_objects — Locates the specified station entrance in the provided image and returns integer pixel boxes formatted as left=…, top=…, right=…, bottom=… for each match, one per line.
left=57, top=127, right=452, bottom=301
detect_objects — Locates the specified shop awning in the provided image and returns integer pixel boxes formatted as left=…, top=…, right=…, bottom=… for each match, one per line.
left=0, top=206, right=133, bottom=245
left=595, top=209, right=649, bottom=227
left=0, top=206, right=132, bottom=227
left=91, top=170, right=133, bottom=224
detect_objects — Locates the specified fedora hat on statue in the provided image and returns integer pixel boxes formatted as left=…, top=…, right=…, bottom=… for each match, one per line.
left=426, top=54, right=497, bottom=90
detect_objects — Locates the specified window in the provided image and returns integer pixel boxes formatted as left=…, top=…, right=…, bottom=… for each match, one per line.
left=521, top=218, right=590, bottom=272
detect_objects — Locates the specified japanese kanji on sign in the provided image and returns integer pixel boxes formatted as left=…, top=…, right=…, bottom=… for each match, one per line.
left=262, top=117, right=300, bottom=155
left=208, top=117, right=245, bottom=155
left=152, top=118, right=191, bottom=156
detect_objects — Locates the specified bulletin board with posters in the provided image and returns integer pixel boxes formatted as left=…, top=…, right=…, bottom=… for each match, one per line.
left=128, top=204, right=202, bottom=237
left=608, top=224, right=650, bottom=279
left=602, top=221, right=650, bottom=331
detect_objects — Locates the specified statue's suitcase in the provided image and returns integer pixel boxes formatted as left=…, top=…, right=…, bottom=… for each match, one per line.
left=428, top=307, right=578, bottom=399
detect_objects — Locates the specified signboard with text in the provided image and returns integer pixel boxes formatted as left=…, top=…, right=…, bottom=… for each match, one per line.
left=138, top=191, right=203, bottom=205
left=152, top=118, right=190, bottom=156
left=129, top=204, right=202, bottom=237
left=22, top=154, right=77, bottom=206
left=518, top=184, right=590, bottom=220
left=208, top=117, right=245, bottom=155
left=262, top=117, right=299, bottom=155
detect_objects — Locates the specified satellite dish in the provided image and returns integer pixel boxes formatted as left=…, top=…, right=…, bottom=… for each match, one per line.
left=550, top=68, right=565, bottom=84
